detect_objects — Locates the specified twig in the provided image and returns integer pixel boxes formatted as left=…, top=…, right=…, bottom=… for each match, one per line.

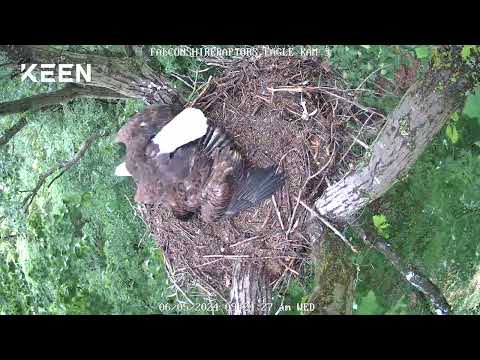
left=163, top=252, right=194, bottom=306
left=268, top=85, right=385, bottom=119
left=189, top=75, right=213, bottom=107
left=22, top=129, right=105, bottom=212
left=203, top=254, right=251, bottom=259
left=299, top=200, right=358, bottom=253
left=228, top=235, right=262, bottom=248
left=338, top=113, right=374, bottom=164
left=286, top=144, right=336, bottom=237
left=355, top=66, right=386, bottom=91
left=271, top=195, right=285, bottom=231
left=170, top=72, right=194, bottom=90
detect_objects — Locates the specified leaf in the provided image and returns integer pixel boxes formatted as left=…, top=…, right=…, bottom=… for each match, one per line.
left=461, top=45, right=475, bottom=61
left=360, top=45, right=371, bottom=50
left=415, top=46, right=431, bottom=59
left=463, top=88, right=480, bottom=121
left=446, top=124, right=460, bottom=144
left=451, top=112, right=460, bottom=122
left=373, top=214, right=386, bottom=228
left=373, top=214, right=390, bottom=239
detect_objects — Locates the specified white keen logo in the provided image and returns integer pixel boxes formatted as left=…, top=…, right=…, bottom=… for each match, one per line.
left=20, top=64, right=92, bottom=83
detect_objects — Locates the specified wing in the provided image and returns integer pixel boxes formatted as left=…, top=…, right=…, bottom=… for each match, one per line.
left=200, top=147, right=244, bottom=223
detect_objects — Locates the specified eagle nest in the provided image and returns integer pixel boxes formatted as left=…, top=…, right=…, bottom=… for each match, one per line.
left=139, top=55, right=384, bottom=304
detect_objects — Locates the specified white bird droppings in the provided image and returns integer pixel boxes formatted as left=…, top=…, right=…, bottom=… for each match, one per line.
left=406, top=271, right=414, bottom=281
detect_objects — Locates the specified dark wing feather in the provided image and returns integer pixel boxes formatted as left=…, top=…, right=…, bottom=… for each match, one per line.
left=224, top=166, right=286, bottom=218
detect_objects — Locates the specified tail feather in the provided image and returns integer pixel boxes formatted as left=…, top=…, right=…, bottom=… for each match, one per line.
left=225, top=166, right=286, bottom=217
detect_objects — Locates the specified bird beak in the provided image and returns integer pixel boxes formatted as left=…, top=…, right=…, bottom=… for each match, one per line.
left=115, top=162, right=132, bottom=176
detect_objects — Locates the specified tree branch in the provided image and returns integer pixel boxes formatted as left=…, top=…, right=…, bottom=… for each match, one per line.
left=0, top=84, right=128, bottom=117
left=0, top=45, right=183, bottom=107
left=22, top=129, right=106, bottom=212
left=0, top=117, right=28, bottom=148
left=353, top=226, right=452, bottom=315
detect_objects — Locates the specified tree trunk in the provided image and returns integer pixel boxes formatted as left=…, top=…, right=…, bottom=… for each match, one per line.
left=228, top=262, right=272, bottom=315
left=0, top=84, right=127, bottom=116
left=306, top=217, right=356, bottom=315
left=0, top=45, right=183, bottom=107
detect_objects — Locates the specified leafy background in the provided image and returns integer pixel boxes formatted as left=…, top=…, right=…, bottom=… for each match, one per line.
left=1, top=45, right=479, bottom=314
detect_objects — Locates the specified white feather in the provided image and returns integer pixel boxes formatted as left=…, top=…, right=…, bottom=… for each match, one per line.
left=152, top=107, right=208, bottom=154
left=115, top=162, right=132, bottom=176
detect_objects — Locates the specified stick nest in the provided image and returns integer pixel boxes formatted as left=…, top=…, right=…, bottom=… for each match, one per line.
left=139, top=55, right=384, bottom=303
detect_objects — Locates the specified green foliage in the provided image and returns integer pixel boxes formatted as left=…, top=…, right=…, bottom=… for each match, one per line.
left=463, top=87, right=480, bottom=121
left=415, top=46, right=432, bottom=60
left=0, top=96, right=180, bottom=314
left=445, top=124, right=460, bottom=144
left=372, top=215, right=391, bottom=239
left=355, top=290, right=384, bottom=315
left=311, top=45, right=432, bottom=114
left=461, top=45, right=478, bottom=61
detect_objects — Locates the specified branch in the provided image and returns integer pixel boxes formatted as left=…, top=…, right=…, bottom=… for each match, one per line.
left=0, top=84, right=128, bottom=117
left=22, top=129, right=106, bottom=212
left=0, top=117, right=28, bottom=148
left=0, top=45, right=183, bottom=106
left=353, top=226, right=452, bottom=315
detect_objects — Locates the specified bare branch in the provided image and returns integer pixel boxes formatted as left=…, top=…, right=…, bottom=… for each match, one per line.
left=353, top=226, right=452, bottom=315
left=22, top=129, right=106, bottom=212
